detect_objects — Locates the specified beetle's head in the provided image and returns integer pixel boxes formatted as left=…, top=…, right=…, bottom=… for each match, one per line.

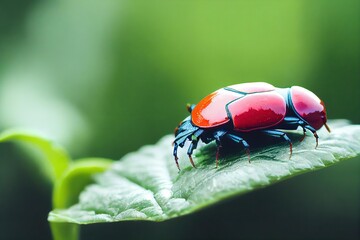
left=290, top=86, right=330, bottom=132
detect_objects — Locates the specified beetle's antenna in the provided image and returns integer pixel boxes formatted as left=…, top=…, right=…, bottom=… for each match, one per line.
left=324, top=122, right=331, bottom=133
left=186, top=103, right=196, bottom=113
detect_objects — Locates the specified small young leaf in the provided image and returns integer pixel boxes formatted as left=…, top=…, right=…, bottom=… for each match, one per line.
left=48, top=120, right=360, bottom=224
left=51, top=158, right=112, bottom=240
left=53, top=158, right=113, bottom=209
left=0, top=129, right=70, bottom=182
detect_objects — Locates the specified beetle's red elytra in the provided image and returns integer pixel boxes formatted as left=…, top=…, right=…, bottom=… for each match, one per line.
left=173, top=82, right=330, bottom=170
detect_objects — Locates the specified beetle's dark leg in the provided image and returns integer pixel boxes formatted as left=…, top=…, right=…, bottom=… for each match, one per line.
left=173, top=134, right=191, bottom=171
left=293, top=119, right=319, bottom=147
left=295, top=121, right=319, bottom=147
left=300, top=127, right=306, bottom=142
left=225, top=133, right=251, bottom=162
left=174, top=117, right=196, bottom=138
left=215, top=139, right=221, bottom=168
left=173, top=120, right=203, bottom=170
left=261, top=130, right=293, bottom=159
left=213, top=130, right=227, bottom=168
left=173, top=143, right=180, bottom=171
left=304, top=125, right=319, bottom=148
left=290, top=119, right=320, bottom=147
left=187, top=138, right=199, bottom=168
left=295, top=120, right=307, bottom=142
left=280, top=117, right=304, bottom=130
left=184, top=129, right=204, bottom=169
left=280, top=117, right=318, bottom=144
left=173, top=132, right=197, bottom=171
left=213, top=135, right=223, bottom=168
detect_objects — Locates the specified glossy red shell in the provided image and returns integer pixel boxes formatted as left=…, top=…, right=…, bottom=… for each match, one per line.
left=227, top=82, right=275, bottom=93
left=191, top=89, right=241, bottom=128
left=191, top=82, right=287, bottom=129
left=227, top=92, right=286, bottom=132
left=290, top=86, right=327, bottom=130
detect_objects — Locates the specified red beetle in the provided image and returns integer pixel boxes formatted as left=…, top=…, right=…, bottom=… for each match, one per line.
left=173, top=82, right=330, bottom=170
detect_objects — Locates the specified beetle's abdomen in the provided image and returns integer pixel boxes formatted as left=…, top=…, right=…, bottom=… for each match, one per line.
left=191, top=89, right=241, bottom=128
left=227, top=92, right=286, bottom=132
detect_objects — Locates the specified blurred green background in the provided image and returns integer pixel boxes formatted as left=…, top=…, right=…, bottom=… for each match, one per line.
left=0, top=0, right=359, bottom=239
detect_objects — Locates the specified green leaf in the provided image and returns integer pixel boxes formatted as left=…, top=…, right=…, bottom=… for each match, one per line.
left=0, top=129, right=70, bottom=182
left=48, top=120, right=360, bottom=224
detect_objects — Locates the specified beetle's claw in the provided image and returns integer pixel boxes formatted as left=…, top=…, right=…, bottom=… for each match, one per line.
left=314, top=132, right=319, bottom=148
left=188, top=154, right=197, bottom=168
left=245, top=148, right=251, bottom=163
left=215, top=144, right=222, bottom=168
left=300, top=128, right=306, bottom=142
left=174, top=156, right=180, bottom=171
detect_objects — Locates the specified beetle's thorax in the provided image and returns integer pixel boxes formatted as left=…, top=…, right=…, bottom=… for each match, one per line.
left=275, top=87, right=299, bottom=118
